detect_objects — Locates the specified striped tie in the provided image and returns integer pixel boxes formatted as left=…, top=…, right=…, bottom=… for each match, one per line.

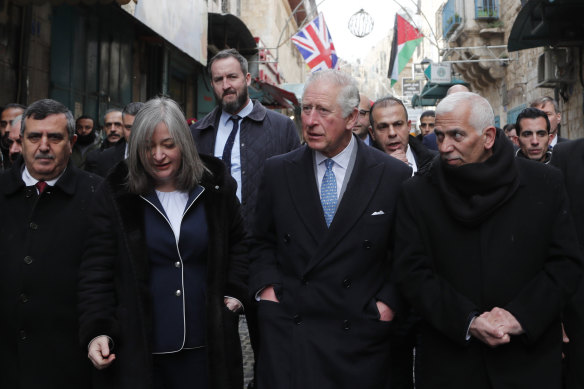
left=321, top=159, right=337, bottom=227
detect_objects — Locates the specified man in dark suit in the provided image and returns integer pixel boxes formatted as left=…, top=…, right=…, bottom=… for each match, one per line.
left=191, top=50, right=299, bottom=384
left=85, top=102, right=144, bottom=177
left=369, top=96, right=436, bottom=175
left=393, top=92, right=582, bottom=389
left=551, top=139, right=584, bottom=389
left=0, top=99, right=101, bottom=388
left=249, top=69, right=412, bottom=388
left=531, top=96, right=568, bottom=147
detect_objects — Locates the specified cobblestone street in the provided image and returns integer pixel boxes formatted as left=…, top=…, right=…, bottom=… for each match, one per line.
left=239, top=316, right=255, bottom=388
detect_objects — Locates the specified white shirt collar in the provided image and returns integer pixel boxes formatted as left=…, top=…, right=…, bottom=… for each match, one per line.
left=22, top=165, right=65, bottom=187
left=220, top=99, right=254, bottom=127
left=405, top=144, right=418, bottom=174
left=314, top=134, right=356, bottom=169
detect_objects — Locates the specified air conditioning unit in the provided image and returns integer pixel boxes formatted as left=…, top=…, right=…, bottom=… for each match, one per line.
left=536, top=48, right=574, bottom=88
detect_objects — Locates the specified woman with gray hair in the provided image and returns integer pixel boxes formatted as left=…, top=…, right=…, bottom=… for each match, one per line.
left=78, top=96, right=248, bottom=389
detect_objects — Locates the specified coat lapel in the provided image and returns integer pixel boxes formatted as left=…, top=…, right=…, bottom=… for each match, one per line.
left=306, top=141, right=385, bottom=273
left=285, top=146, right=326, bottom=244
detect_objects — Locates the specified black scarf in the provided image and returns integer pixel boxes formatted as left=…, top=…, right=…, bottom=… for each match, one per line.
left=433, top=130, right=519, bottom=226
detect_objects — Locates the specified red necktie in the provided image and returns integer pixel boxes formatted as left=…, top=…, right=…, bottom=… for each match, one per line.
left=35, top=181, right=47, bottom=194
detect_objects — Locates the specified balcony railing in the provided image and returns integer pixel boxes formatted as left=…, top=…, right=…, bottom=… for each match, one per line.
left=475, top=0, right=499, bottom=20
left=442, top=0, right=462, bottom=39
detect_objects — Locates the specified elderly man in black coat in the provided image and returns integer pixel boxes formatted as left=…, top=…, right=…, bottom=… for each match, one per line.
left=393, top=92, right=582, bottom=389
left=0, top=99, right=101, bottom=388
left=250, top=69, right=411, bottom=388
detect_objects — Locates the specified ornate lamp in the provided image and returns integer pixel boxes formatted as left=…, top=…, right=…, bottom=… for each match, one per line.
left=348, top=9, right=374, bottom=38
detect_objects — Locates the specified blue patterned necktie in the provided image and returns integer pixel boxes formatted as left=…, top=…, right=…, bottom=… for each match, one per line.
left=222, top=115, right=241, bottom=173
left=321, top=159, right=337, bottom=227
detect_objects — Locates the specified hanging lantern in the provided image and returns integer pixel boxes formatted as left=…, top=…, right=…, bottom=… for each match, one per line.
left=348, top=9, right=374, bottom=38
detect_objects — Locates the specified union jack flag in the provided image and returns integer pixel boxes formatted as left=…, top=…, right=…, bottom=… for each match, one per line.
left=291, top=13, right=338, bottom=72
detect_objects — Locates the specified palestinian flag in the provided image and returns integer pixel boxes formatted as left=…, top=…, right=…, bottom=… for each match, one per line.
left=388, top=14, right=424, bottom=86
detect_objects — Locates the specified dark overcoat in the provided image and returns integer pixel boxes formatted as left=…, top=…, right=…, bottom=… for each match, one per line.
left=249, top=137, right=412, bottom=389
left=393, top=157, right=582, bottom=389
left=551, top=139, right=584, bottom=389
left=78, top=155, right=248, bottom=389
left=85, top=139, right=126, bottom=177
left=0, top=159, right=101, bottom=389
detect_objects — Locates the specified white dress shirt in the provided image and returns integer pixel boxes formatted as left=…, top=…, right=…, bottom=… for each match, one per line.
left=213, top=99, right=254, bottom=201
left=22, top=166, right=64, bottom=193
left=315, top=135, right=356, bottom=199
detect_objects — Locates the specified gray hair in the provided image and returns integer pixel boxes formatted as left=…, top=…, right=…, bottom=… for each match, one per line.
left=530, top=96, right=559, bottom=113
left=303, top=69, right=359, bottom=118
left=208, top=48, right=248, bottom=75
left=436, top=92, right=494, bottom=134
left=11, top=115, right=23, bottom=127
left=21, top=99, right=75, bottom=139
left=122, top=102, right=145, bottom=118
left=126, top=96, right=207, bottom=194
left=104, top=107, right=122, bottom=119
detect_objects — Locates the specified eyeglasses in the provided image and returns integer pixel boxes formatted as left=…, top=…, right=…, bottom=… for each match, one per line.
left=358, top=110, right=370, bottom=116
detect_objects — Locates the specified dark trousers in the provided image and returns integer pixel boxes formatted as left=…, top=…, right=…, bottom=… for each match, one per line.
left=153, top=348, right=208, bottom=389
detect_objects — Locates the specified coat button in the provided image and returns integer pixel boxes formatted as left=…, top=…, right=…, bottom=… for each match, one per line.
left=241, top=143, right=245, bottom=147
left=19, top=330, right=27, bottom=340
left=174, top=261, right=181, bottom=268
left=293, top=314, right=302, bottom=325
left=24, top=256, right=33, bottom=265
left=242, top=171, right=246, bottom=175
left=342, top=278, right=351, bottom=289
left=25, top=189, right=33, bottom=198
left=214, top=185, right=220, bottom=190
left=362, top=240, right=373, bottom=249
left=175, top=290, right=182, bottom=297
left=20, top=293, right=29, bottom=303
left=283, top=233, right=291, bottom=243
left=343, top=320, right=351, bottom=330
left=29, top=222, right=38, bottom=230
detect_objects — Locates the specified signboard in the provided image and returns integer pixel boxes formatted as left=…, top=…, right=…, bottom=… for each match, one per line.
left=402, top=79, right=421, bottom=98
left=431, top=63, right=452, bottom=83
left=127, top=0, right=207, bottom=65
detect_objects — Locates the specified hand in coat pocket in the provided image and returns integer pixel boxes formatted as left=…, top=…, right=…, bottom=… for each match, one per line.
left=376, top=301, right=395, bottom=322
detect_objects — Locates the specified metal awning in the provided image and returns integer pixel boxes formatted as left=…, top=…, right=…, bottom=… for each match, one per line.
left=411, top=79, right=470, bottom=108
left=250, top=79, right=299, bottom=110
left=11, top=0, right=131, bottom=4
left=508, top=0, right=584, bottom=52
left=208, top=13, right=257, bottom=56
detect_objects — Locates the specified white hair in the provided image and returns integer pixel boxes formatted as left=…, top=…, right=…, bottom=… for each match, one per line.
left=303, top=69, right=359, bottom=118
left=436, top=92, right=494, bottom=134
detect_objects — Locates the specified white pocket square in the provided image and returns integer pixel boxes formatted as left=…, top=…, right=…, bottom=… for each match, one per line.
left=371, top=210, right=385, bottom=216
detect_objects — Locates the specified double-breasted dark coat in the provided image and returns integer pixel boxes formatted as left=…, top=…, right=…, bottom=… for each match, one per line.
left=551, top=139, right=584, bottom=389
left=0, top=159, right=101, bottom=389
left=249, top=137, right=412, bottom=389
left=78, top=155, right=248, bottom=389
left=393, top=156, right=582, bottom=389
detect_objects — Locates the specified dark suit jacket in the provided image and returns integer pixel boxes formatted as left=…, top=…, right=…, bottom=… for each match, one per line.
left=85, top=139, right=126, bottom=177
left=551, top=139, right=584, bottom=389
left=0, top=160, right=101, bottom=389
left=249, top=136, right=411, bottom=389
left=409, top=135, right=437, bottom=172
